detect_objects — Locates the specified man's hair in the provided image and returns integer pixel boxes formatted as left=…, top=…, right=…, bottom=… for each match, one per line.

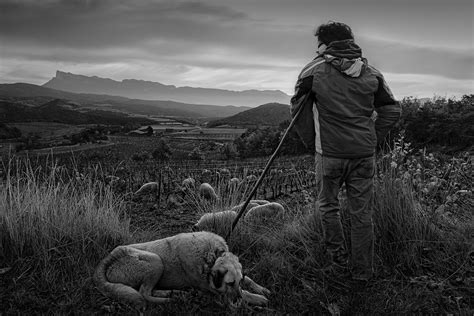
left=314, top=21, right=354, bottom=45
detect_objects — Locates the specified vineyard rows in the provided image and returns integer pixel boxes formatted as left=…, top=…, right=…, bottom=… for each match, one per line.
left=99, top=155, right=317, bottom=202
left=1, top=155, right=318, bottom=205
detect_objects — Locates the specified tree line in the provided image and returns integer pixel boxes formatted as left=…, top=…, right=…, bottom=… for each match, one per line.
left=234, top=95, right=473, bottom=158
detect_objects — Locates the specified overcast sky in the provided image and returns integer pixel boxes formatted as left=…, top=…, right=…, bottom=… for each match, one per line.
left=0, top=0, right=472, bottom=99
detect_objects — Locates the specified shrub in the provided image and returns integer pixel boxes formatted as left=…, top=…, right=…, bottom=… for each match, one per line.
left=188, top=147, right=204, bottom=160
left=0, top=123, right=22, bottom=139
left=152, top=139, right=172, bottom=161
left=220, top=143, right=238, bottom=160
left=131, top=151, right=151, bottom=162
left=392, top=95, right=474, bottom=151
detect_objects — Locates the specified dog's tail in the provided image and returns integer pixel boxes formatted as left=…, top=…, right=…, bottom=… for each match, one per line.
left=93, top=246, right=146, bottom=308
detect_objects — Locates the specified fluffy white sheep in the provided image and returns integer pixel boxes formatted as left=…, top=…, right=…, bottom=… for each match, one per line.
left=182, top=177, right=196, bottom=189
left=193, top=200, right=282, bottom=236
left=229, top=201, right=260, bottom=213
left=192, top=201, right=251, bottom=234
left=199, top=182, right=218, bottom=201
left=244, top=202, right=285, bottom=222
left=194, top=210, right=237, bottom=231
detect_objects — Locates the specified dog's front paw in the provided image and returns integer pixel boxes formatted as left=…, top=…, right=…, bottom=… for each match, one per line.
left=253, top=294, right=268, bottom=306
left=251, top=284, right=271, bottom=296
left=243, top=276, right=271, bottom=297
left=241, top=290, right=269, bottom=306
left=259, top=286, right=271, bottom=297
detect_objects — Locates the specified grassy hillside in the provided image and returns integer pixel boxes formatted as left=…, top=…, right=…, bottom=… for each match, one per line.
left=207, top=103, right=290, bottom=127
left=0, top=99, right=155, bottom=126
left=0, top=152, right=472, bottom=314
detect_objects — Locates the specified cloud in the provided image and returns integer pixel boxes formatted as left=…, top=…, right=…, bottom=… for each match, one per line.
left=384, top=72, right=473, bottom=99
left=0, top=0, right=472, bottom=98
left=0, top=51, right=300, bottom=94
left=0, top=0, right=249, bottom=48
left=359, top=37, right=474, bottom=80
left=2, top=0, right=471, bottom=81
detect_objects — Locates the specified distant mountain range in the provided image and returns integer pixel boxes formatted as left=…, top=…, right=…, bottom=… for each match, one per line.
left=207, top=102, right=291, bottom=128
left=0, top=83, right=250, bottom=119
left=43, top=71, right=290, bottom=107
left=0, top=76, right=291, bottom=128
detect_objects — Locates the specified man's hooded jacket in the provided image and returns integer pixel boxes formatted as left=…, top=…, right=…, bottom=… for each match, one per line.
left=291, top=39, right=401, bottom=158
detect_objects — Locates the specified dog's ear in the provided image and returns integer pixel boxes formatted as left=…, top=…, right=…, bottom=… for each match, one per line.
left=215, top=248, right=226, bottom=258
left=205, top=247, right=225, bottom=266
left=205, top=251, right=216, bottom=266
left=211, top=269, right=227, bottom=289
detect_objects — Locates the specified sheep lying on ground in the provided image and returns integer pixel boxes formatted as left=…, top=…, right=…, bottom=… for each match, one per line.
left=199, top=183, right=218, bottom=201
left=193, top=210, right=237, bottom=234
left=193, top=201, right=262, bottom=233
left=193, top=201, right=285, bottom=236
left=194, top=199, right=266, bottom=228
left=245, top=202, right=285, bottom=222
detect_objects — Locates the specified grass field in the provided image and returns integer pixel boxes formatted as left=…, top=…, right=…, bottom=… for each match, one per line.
left=0, top=151, right=472, bottom=315
left=10, top=122, right=86, bottom=138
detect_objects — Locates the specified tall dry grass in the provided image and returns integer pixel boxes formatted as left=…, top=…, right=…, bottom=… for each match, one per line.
left=1, top=155, right=471, bottom=314
left=0, top=157, right=133, bottom=312
left=183, top=164, right=472, bottom=313
left=1, top=158, right=131, bottom=261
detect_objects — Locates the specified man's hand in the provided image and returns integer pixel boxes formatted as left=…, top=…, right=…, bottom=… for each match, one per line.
left=375, top=103, right=401, bottom=145
left=290, top=75, right=313, bottom=116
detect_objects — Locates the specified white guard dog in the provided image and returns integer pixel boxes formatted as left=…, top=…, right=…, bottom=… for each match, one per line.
left=94, top=231, right=270, bottom=309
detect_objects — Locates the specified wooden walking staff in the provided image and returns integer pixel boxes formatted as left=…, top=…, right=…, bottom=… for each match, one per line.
left=226, top=93, right=311, bottom=241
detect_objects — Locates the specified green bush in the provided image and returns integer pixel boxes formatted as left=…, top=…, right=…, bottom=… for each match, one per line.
left=188, top=147, right=204, bottom=160
left=152, top=139, right=172, bottom=160
left=393, top=95, right=473, bottom=151
left=0, top=123, right=22, bottom=139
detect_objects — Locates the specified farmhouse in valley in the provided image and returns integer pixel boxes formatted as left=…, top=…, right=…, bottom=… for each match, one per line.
left=128, top=117, right=247, bottom=141
left=168, top=127, right=247, bottom=142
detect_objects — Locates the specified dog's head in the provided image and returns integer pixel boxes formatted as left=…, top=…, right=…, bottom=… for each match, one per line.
left=208, top=251, right=244, bottom=304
